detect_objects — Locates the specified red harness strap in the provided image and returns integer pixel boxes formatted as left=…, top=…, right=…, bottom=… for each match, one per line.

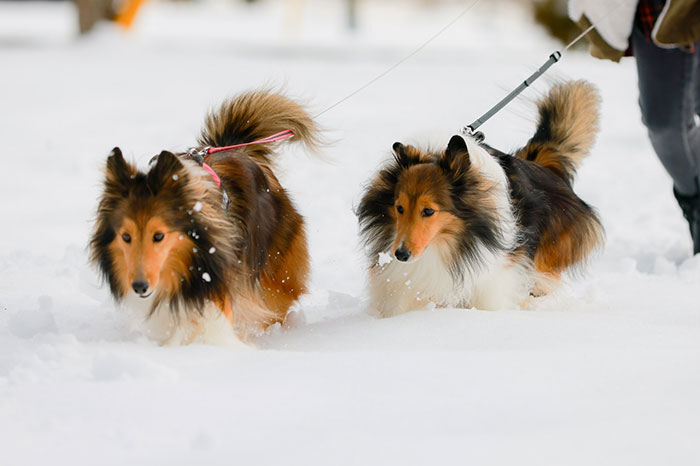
left=201, top=163, right=222, bottom=187
left=190, top=130, right=295, bottom=187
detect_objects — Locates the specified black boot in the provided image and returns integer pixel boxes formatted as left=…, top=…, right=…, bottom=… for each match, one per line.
left=673, top=188, right=700, bottom=255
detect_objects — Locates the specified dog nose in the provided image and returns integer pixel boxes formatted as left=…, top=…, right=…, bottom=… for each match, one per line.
left=132, top=280, right=150, bottom=295
left=395, top=248, right=411, bottom=262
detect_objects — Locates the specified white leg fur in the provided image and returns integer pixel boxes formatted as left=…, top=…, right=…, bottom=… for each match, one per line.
left=369, top=244, right=530, bottom=316
left=122, top=294, right=249, bottom=348
left=471, top=256, right=533, bottom=311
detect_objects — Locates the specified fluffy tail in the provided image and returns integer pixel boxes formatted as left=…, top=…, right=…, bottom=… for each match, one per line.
left=199, top=90, right=319, bottom=163
left=516, top=81, right=600, bottom=183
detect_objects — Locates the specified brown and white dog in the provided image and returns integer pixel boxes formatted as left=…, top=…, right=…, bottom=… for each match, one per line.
left=357, top=81, right=604, bottom=317
left=89, top=91, right=318, bottom=345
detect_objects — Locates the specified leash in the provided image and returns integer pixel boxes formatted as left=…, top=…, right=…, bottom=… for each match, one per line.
left=313, top=0, right=485, bottom=119
left=200, top=130, right=296, bottom=157
left=184, top=0, right=487, bottom=177
left=462, top=23, right=596, bottom=141
left=460, top=0, right=642, bottom=139
left=185, top=129, right=296, bottom=187
left=184, top=0, right=620, bottom=191
left=183, top=130, right=297, bottom=209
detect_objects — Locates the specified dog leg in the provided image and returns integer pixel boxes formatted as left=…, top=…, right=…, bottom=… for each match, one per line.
left=472, top=260, right=532, bottom=311
left=214, top=295, right=234, bottom=324
left=531, top=271, right=561, bottom=297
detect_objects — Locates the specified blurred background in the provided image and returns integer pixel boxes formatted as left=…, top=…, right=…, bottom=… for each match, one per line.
left=0, top=0, right=579, bottom=44
left=0, top=0, right=644, bottom=264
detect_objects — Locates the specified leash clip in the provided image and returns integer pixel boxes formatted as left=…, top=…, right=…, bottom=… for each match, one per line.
left=461, top=125, right=485, bottom=144
left=185, top=146, right=210, bottom=166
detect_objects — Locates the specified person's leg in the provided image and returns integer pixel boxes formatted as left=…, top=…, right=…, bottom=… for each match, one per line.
left=632, top=27, right=700, bottom=253
left=684, top=45, right=700, bottom=254
left=687, top=44, right=700, bottom=179
left=632, top=27, right=700, bottom=196
left=695, top=47, right=700, bottom=118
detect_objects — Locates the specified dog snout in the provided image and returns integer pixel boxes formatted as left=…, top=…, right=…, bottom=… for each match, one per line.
left=395, top=247, right=411, bottom=262
left=131, top=280, right=150, bottom=296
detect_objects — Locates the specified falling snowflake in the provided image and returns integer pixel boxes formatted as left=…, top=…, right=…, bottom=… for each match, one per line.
left=378, top=252, right=393, bottom=266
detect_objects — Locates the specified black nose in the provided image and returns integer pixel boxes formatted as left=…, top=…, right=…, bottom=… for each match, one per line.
left=395, top=248, right=411, bottom=262
left=132, top=280, right=150, bottom=295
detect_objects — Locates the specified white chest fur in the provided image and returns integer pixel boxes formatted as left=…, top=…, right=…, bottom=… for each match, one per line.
left=369, top=242, right=531, bottom=317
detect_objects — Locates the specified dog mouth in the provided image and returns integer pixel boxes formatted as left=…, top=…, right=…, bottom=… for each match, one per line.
left=138, top=292, right=153, bottom=299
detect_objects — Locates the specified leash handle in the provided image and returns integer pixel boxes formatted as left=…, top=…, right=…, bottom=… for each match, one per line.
left=463, top=51, right=561, bottom=136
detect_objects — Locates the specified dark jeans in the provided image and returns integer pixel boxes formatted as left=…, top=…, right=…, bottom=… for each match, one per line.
left=632, top=27, right=700, bottom=196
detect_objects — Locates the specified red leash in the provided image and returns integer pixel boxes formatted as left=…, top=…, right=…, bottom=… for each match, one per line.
left=205, top=130, right=295, bottom=155
left=187, top=130, right=295, bottom=187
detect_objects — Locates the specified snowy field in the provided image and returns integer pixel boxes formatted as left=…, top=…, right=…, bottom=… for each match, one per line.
left=1, top=0, right=699, bottom=464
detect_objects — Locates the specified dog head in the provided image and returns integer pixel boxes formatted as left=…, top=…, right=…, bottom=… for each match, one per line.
left=389, top=136, right=471, bottom=262
left=90, top=148, right=199, bottom=300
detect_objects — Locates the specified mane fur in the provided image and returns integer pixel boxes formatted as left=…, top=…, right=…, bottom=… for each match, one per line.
left=89, top=148, right=242, bottom=319
left=357, top=137, right=515, bottom=281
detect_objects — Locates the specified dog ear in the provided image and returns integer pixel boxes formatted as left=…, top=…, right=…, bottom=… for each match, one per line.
left=439, top=135, right=471, bottom=173
left=446, top=135, right=469, bottom=160
left=393, top=142, right=414, bottom=169
left=105, top=147, right=134, bottom=186
left=148, top=151, right=184, bottom=192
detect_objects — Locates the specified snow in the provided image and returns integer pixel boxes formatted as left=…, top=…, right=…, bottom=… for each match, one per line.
left=378, top=251, right=393, bottom=266
left=1, top=0, right=699, bottom=465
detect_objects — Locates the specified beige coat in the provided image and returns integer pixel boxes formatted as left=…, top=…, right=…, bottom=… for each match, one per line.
left=571, top=0, right=700, bottom=61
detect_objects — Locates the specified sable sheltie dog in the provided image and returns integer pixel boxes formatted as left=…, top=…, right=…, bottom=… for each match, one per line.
left=358, top=81, right=604, bottom=317
left=89, top=91, right=318, bottom=345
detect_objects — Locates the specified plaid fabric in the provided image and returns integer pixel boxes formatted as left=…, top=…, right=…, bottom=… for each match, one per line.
left=635, top=0, right=665, bottom=40
left=631, top=0, right=696, bottom=53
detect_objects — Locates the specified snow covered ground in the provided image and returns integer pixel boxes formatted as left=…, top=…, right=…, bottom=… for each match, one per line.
left=1, top=1, right=699, bottom=464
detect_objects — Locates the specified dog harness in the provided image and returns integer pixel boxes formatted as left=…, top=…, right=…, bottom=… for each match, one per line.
left=184, top=148, right=231, bottom=210
left=183, top=129, right=296, bottom=211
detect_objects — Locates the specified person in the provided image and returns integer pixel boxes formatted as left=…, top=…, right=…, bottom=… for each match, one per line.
left=569, top=0, right=700, bottom=254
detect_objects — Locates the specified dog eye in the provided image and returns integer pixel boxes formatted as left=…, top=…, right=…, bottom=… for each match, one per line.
left=422, top=208, right=435, bottom=217
left=153, top=233, right=164, bottom=242
left=396, top=205, right=404, bottom=214
left=122, top=233, right=131, bottom=243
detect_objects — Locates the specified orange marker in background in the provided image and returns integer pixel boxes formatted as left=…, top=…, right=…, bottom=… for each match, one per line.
left=115, top=0, right=147, bottom=29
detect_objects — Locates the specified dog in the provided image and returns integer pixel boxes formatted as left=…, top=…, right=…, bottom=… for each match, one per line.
left=89, top=90, right=318, bottom=345
left=357, top=81, right=604, bottom=317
